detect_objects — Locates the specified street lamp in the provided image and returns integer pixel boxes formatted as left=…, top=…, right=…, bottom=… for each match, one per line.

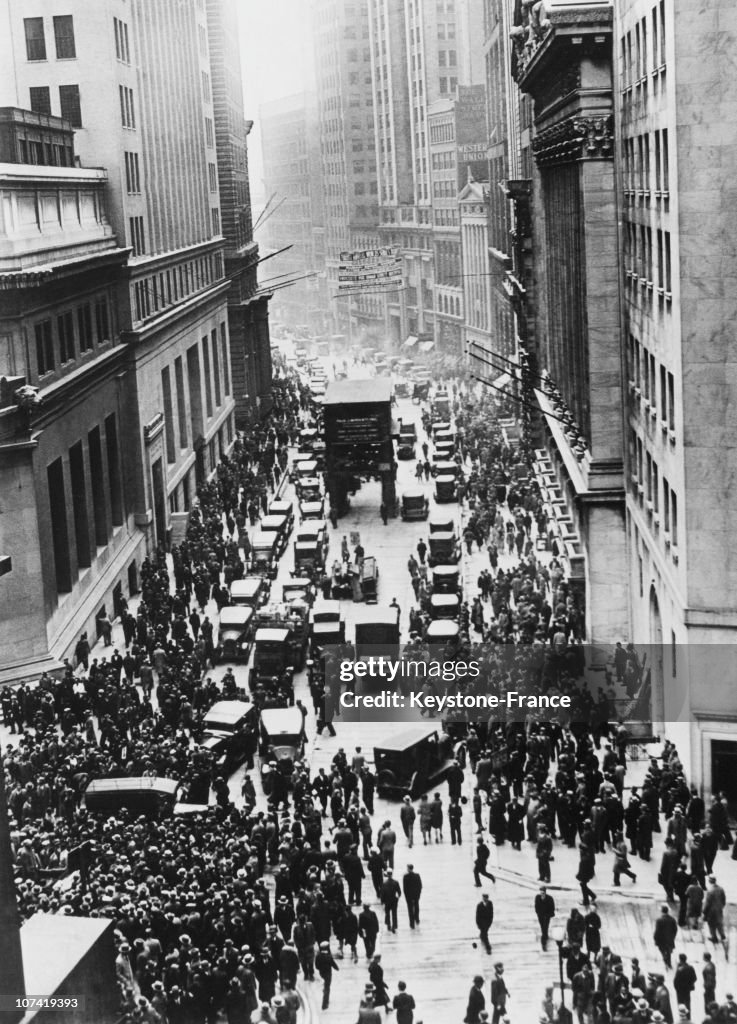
left=548, top=921, right=573, bottom=1024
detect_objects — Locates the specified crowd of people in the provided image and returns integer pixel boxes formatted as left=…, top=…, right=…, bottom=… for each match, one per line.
left=1, top=359, right=735, bottom=1024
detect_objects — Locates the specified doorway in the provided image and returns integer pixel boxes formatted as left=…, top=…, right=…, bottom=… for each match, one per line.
left=711, top=740, right=737, bottom=820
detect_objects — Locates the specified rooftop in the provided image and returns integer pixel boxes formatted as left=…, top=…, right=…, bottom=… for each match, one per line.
left=324, top=378, right=392, bottom=405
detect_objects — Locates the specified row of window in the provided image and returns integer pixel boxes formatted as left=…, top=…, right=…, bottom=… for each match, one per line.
left=623, top=223, right=672, bottom=293
left=630, top=430, right=679, bottom=549
left=120, top=85, right=136, bottom=129
left=620, top=1, right=667, bottom=88
left=29, top=84, right=81, bottom=127
left=124, top=151, right=141, bottom=194
left=433, top=179, right=457, bottom=199
left=627, top=335, right=676, bottom=435
left=437, top=49, right=457, bottom=68
left=434, top=208, right=459, bottom=227
left=16, top=137, right=73, bottom=167
left=161, top=327, right=230, bottom=465
left=622, top=130, right=670, bottom=194
left=132, top=252, right=224, bottom=324
left=34, top=297, right=111, bottom=378
left=24, top=15, right=75, bottom=62
left=47, top=414, right=124, bottom=598
left=431, top=150, right=456, bottom=170
left=113, top=16, right=131, bottom=64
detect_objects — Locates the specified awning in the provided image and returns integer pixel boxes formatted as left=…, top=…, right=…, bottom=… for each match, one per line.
left=403, top=335, right=418, bottom=348
left=419, top=341, right=434, bottom=352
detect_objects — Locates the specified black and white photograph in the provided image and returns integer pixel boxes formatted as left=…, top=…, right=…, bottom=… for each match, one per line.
left=0, top=1, right=736, bottom=1022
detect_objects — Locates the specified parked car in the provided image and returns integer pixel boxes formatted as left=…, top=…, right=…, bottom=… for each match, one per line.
left=259, top=513, right=291, bottom=556
left=269, top=499, right=294, bottom=531
left=230, top=577, right=271, bottom=608
left=249, top=628, right=295, bottom=696
left=83, top=777, right=182, bottom=818
left=374, top=727, right=455, bottom=799
left=259, top=706, right=307, bottom=793
left=401, top=489, right=430, bottom=521
left=309, top=600, right=346, bottom=649
left=215, top=606, right=254, bottom=663
left=434, top=474, right=457, bottom=503
left=429, top=592, right=460, bottom=620
left=428, top=531, right=461, bottom=566
left=424, top=619, right=460, bottom=645
left=200, top=700, right=258, bottom=775
left=300, top=499, right=325, bottom=520
left=432, top=564, right=462, bottom=594
left=249, top=531, right=280, bottom=579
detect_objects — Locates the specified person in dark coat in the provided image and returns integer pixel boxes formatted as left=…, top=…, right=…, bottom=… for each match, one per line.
left=673, top=953, right=697, bottom=1013
left=380, top=869, right=401, bottom=933
left=369, top=956, right=390, bottom=1008
left=653, top=905, right=678, bottom=968
left=658, top=837, right=680, bottom=900
left=315, top=942, right=339, bottom=1010
left=577, top=840, right=597, bottom=907
left=464, top=976, right=486, bottom=1024
left=584, top=907, right=602, bottom=957
left=358, top=904, right=380, bottom=960
left=475, top=893, right=494, bottom=954
left=535, top=886, right=555, bottom=950
left=490, top=963, right=509, bottom=1024
left=402, top=865, right=423, bottom=929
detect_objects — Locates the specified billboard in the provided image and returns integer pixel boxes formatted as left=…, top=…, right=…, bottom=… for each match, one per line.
left=337, top=247, right=403, bottom=293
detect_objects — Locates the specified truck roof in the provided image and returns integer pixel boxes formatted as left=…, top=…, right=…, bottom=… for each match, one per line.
left=324, top=378, right=392, bottom=405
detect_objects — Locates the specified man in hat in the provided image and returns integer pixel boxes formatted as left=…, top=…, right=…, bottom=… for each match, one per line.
left=674, top=954, right=696, bottom=1013
left=315, top=942, right=339, bottom=1010
left=704, top=875, right=727, bottom=945
left=358, top=903, right=380, bottom=960
left=476, top=893, right=494, bottom=954
left=402, top=864, right=423, bottom=929
left=464, top=976, right=486, bottom=1024
left=653, top=974, right=673, bottom=1022
left=490, top=962, right=509, bottom=1024
left=702, top=952, right=716, bottom=1011
left=534, top=886, right=555, bottom=950
left=393, top=981, right=416, bottom=1024
left=653, top=904, right=678, bottom=967
left=380, top=868, right=401, bottom=933
left=400, top=795, right=416, bottom=848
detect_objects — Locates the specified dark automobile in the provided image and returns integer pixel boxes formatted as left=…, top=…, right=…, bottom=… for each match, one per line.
left=249, top=627, right=294, bottom=694
left=428, top=531, right=461, bottom=566
left=249, top=531, right=280, bottom=579
left=309, top=600, right=346, bottom=649
left=401, top=489, right=429, bottom=521
left=83, top=777, right=182, bottom=818
left=432, top=564, right=461, bottom=594
left=434, top=474, right=457, bottom=503
left=269, top=499, right=295, bottom=531
left=215, top=606, right=254, bottom=663
left=374, top=727, right=455, bottom=799
left=200, top=700, right=258, bottom=775
left=259, top=707, right=307, bottom=795
left=429, top=592, right=461, bottom=620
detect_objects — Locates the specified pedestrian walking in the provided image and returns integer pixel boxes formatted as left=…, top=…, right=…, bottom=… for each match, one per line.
left=653, top=904, right=678, bottom=968
left=464, top=976, right=486, bottom=1024
left=703, top=875, right=727, bottom=945
left=402, top=865, right=422, bottom=929
left=535, top=886, right=555, bottom=951
left=380, top=869, right=401, bottom=933
left=702, top=952, right=716, bottom=1011
left=490, top=963, right=509, bottom=1024
left=315, top=942, right=339, bottom=1010
left=358, top=904, right=380, bottom=960
left=474, top=839, right=497, bottom=887
left=475, top=893, right=494, bottom=954
left=674, top=954, right=697, bottom=1013
left=400, top=795, right=416, bottom=847
left=393, top=982, right=416, bottom=1024
left=380, top=502, right=388, bottom=525
left=536, top=825, right=553, bottom=882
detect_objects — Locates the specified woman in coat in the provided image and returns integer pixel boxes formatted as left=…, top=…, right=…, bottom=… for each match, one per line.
left=418, top=795, right=433, bottom=845
left=584, top=907, right=602, bottom=956
left=430, top=793, right=444, bottom=842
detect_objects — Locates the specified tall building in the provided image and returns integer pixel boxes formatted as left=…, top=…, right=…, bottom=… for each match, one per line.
left=311, top=0, right=381, bottom=338
left=0, top=111, right=136, bottom=682
left=0, top=0, right=255, bottom=679
left=259, top=92, right=326, bottom=330
left=368, top=0, right=484, bottom=346
left=616, top=0, right=737, bottom=789
left=509, top=0, right=628, bottom=647
left=207, top=0, right=273, bottom=425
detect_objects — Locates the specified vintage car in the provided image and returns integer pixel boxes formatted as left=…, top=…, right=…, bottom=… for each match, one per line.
left=434, top=474, right=457, bottom=503
left=200, top=700, right=258, bottom=775
left=431, top=421, right=452, bottom=441
left=296, top=520, right=329, bottom=553
left=249, top=628, right=295, bottom=695
left=83, top=777, right=183, bottom=817
left=431, top=396, right=451, bottom=420
left=254, top=601, right=309, bottom=671
left=296, top=476, right=322, bottom=502
left=353, top=606, right=400, bottom=661
left=434, top=440, right=455, bottom=461
left=429, top=514, right=457, bottom=535
left=249, top=531, right=280, bottom=579
left=258, top=707, right=307, bottom=792
left=299, top=498, right=325, bottom=521
left=295, top=458, right=318, bottom=482
left=412, top=380, right=430, bottom=402
left=428, top=530, right=461, bottom=566
left=397, top=430, right=416, bottom=460
left=359, top=555, right=379, bottom=603
left=432, top=564, right=462, bottom=594
left=398, top=418, right=418, bottom=442
left=299, top=428, right=319, bottom=450
left=290, top=452, right=314, bottom=482
left=259, top=514, right=291, bottom=556
left=429, top=592, right=461, bottom=620
left=230, top=576, right=271, bottom=608
left=293, top=540, right=325, bottom=575
left=215, top=606, right=254, bottom=663
left=431, top=459, right=460, bottom=479
left=374, top=726, right=455, bottom=799
left=401, top=489, right=429, bottom=521
left=394, top=379, right=410, bottom=399
left=283, top=578, right=314, bottom=607
left=424, top=619, right=460, bottom=645
left=268, top=499, right=295, bottom=531
left=309, top=600, right=346, bottom=650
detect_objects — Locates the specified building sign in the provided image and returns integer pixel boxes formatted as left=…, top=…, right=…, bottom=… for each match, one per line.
left=333, top=414, right=383, bottom=444
left=337, top=247, right=403, bottom=292
left=458, top=143, right=487, bottom=160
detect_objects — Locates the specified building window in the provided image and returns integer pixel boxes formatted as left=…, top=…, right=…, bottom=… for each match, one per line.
left=162, top=367, right=177, bottom=464
left=114, top=17, right=130, bottom=63
left=211, top=329, right=221, bottom=407
left=205, top=116, right=214, bottom=148
left=208, top=162, right=217, bottom=192
left=439, top=77, right=448, bottom=93
left=105, top=413, right=124, bottom=526
left=211, top=207, right=220, bottom=235
left=47, top=458, right=72, bottom=594
left=57, top=311, right=75, bottom=363
left=77, top=303, right=93, bottom=352
left=35, top=320, right=54, bottom=376
left=69, top=441, right=91, bottom=570
left=129, top=216, right=145, bottom=256
left=94, top=297, right=110, bottom=344
left=24, top=18, right=47, bottom=61
left=29, top=86, right=51, bottom=116
left=220, top=323, right=230, bottom=396
left=59, top=84, right=82, bottom=127
left=88, top=426, right=109, bottom=547
left=119, top=85, right=135, bottom=128
left=202, top=337, right=213, bottom=417
left=53, top=15, right=76, bottom=59
left=124, top=151, right=140, bottom=193
left=201, top=71, right=211, bottom=103
left=174, top=356, right=188, bottom=448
